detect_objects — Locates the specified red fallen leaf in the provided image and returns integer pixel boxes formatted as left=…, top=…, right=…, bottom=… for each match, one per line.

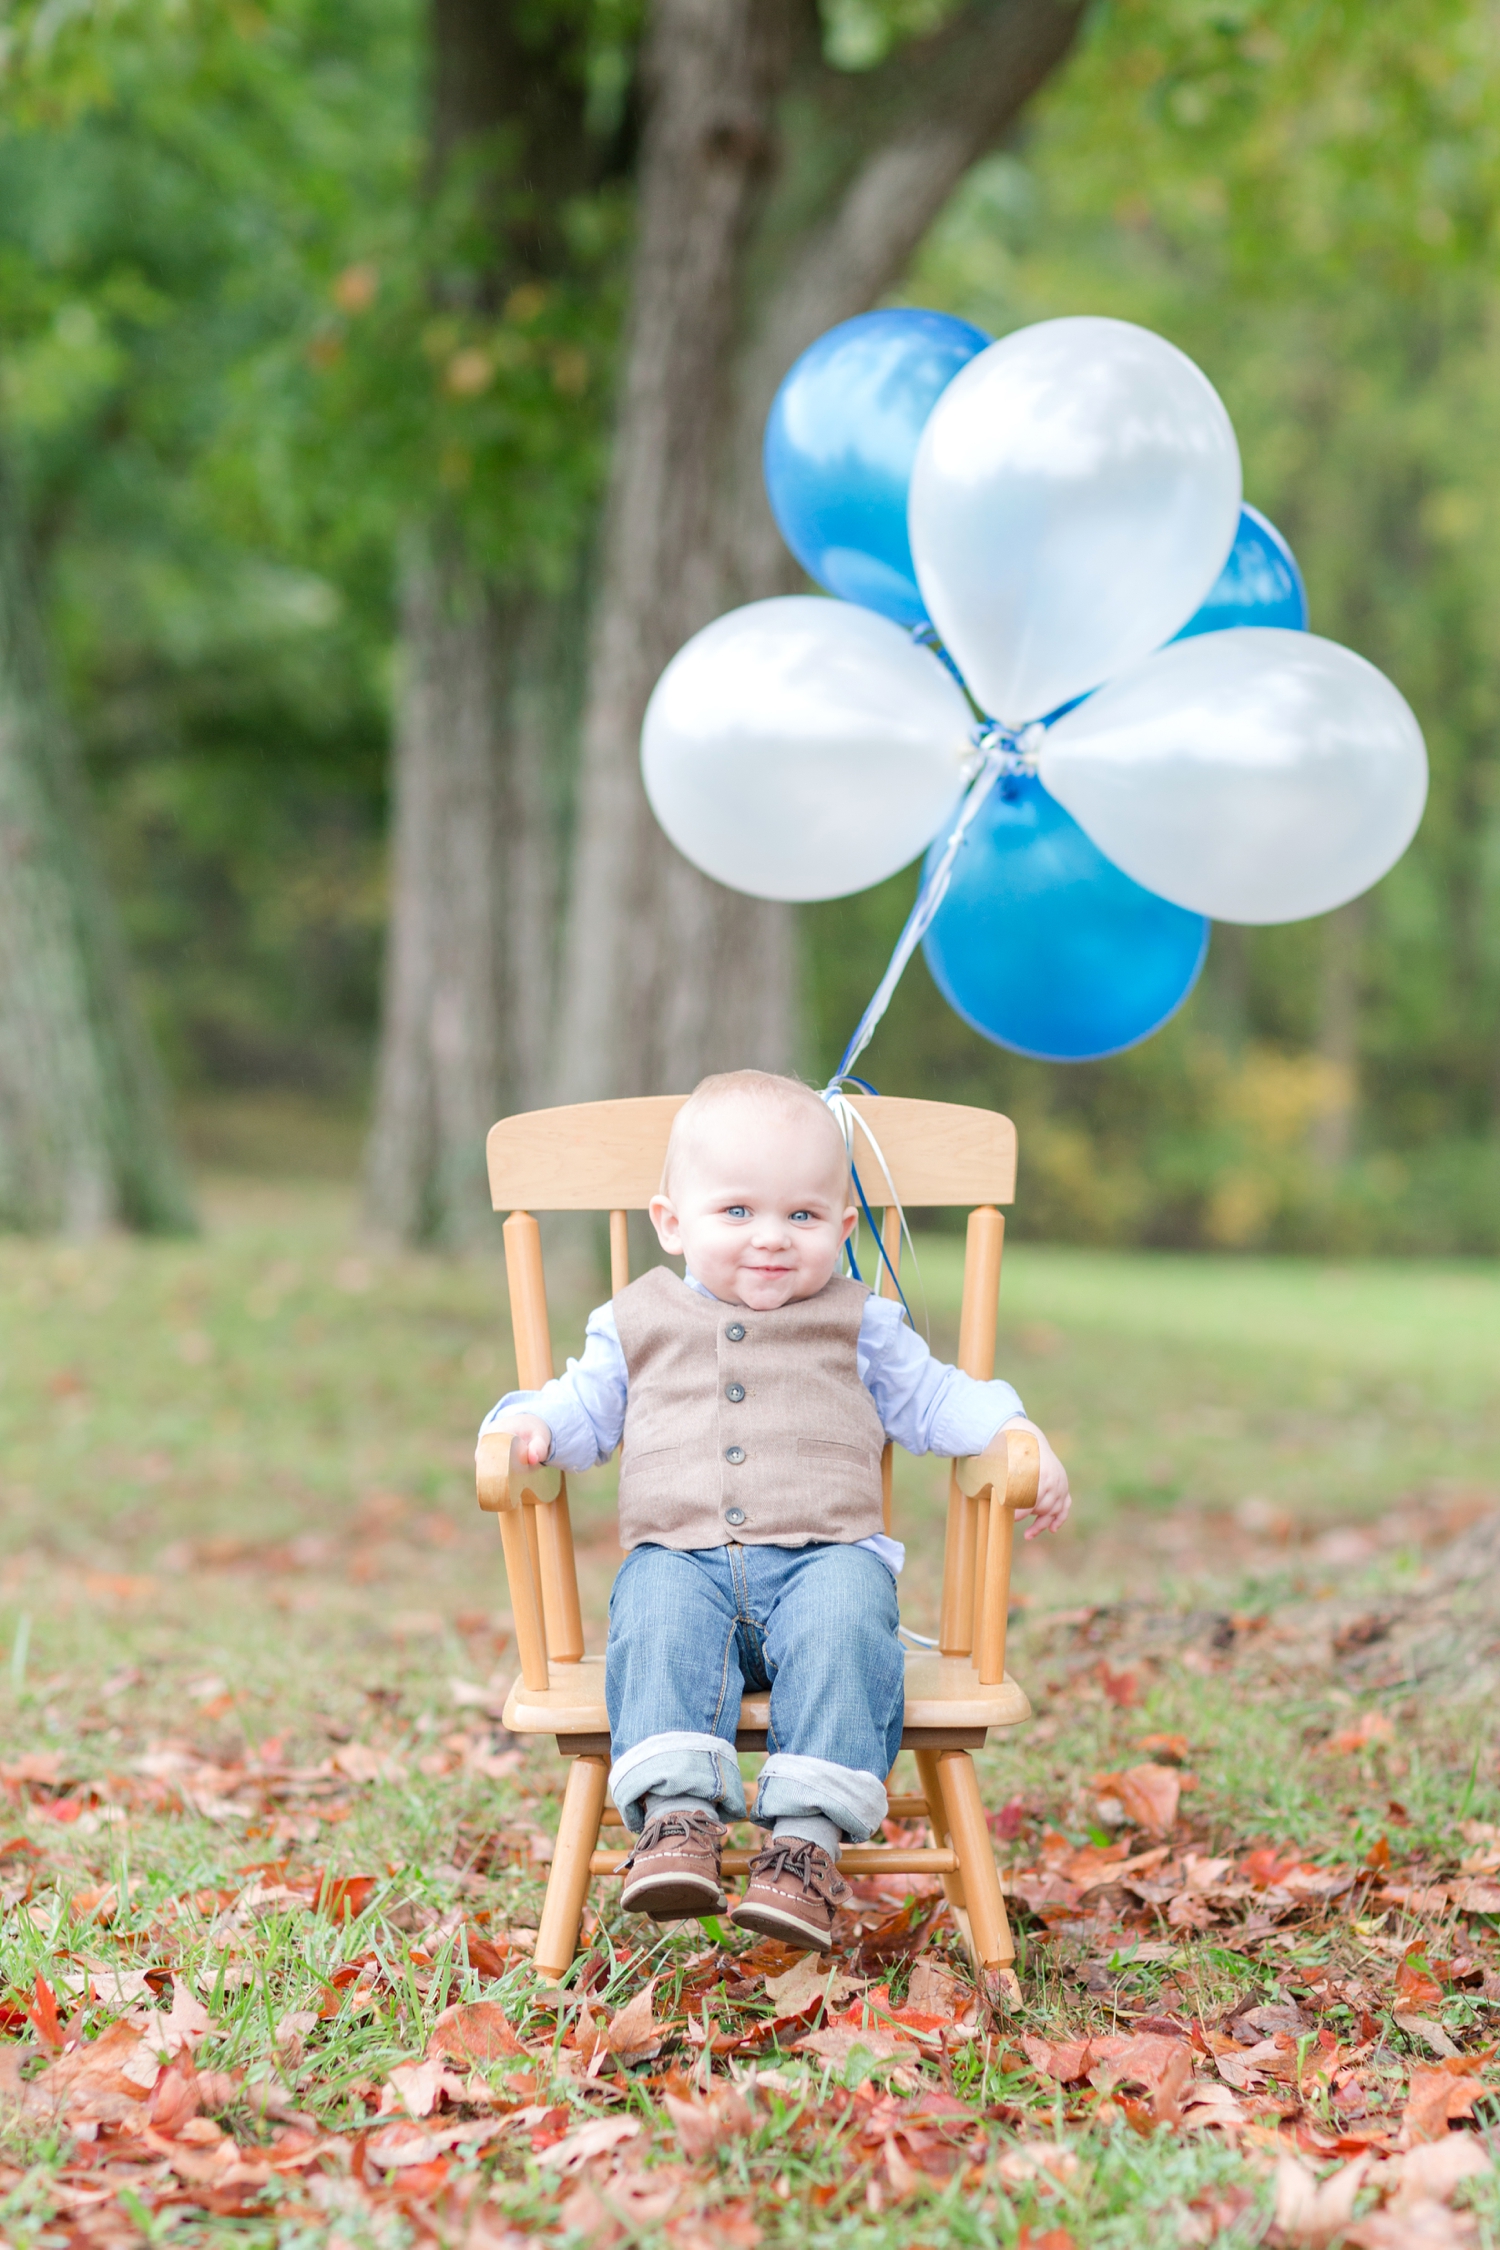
left=1365, top=1835, right=1392, bottom=1872
left=1096, top=1764, right=1181, bottom=1834
left=528, top=2105, right=572, bottom=2153
left=40, top=1799, right=84, bottom=1825
left=312, top=1873, right=377, bottom=1920
left=1403, top=2063, right=1491, bottom=2142
left=1097, top=1662, right=1142, bottom=1707
left=0, top=2003, right=30, bottom=2032
left=1017, top=2229, right=1077, bottom=2250
left=1137, top=1733, right=1190, bottom=1763
left=426, top=2000, right=525, bottom=2063
left=1395, top=1946, right=1444, bottom=2011
left=1022, top=2033, right=1097, bottom=2083
left=463, top=1927, right=511, bottom=1980
left=1325, top=1711, right=1395, bottom=1755
left=28, top=1974, right=64, bottom=2048
left=1240, top=1842, right=1305, bottom=1887
left=987, top=1795, right=1028, bottom=1840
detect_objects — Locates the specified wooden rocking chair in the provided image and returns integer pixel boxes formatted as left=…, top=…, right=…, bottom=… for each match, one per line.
left=476, top=1094, right=1038, bottom=1981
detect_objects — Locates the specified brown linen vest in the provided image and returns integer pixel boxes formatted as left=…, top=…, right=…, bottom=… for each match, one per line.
left=611, top=1266, right=886, bottom=1552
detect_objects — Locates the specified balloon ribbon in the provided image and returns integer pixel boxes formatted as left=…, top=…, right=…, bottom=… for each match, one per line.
left=820, top=720, right=1037, bottom=1317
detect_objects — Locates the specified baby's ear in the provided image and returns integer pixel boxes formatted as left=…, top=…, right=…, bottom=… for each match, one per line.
left=648, top=1192, right=682, bottom=1252
left=839, top=1205, right=859, bottom=1244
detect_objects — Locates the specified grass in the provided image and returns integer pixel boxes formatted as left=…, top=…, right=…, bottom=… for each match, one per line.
left=2, top=1173, right=1499, bottom=2246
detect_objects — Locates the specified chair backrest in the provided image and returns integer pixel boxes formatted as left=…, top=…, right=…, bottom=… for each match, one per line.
left=487, top=1094, right=1018, bottom=1671
left=486, top=1093, right=1016, bottom=1211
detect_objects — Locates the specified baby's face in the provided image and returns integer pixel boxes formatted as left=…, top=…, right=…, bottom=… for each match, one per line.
left=648, top=1105, right=857, bottom=1310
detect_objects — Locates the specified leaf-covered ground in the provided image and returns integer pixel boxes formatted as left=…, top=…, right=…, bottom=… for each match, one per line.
left=3, top=1178, right=1499, bottom=2247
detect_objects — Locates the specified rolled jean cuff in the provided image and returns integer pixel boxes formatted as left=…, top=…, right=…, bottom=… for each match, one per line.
left=609, top=1731, right=746, bottom=1834
left=754, top=1754, right=888, bottom=1842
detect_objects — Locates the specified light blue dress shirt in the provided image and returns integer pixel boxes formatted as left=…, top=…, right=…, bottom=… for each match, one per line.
left=480, top=1271, right=1025, bottom=1578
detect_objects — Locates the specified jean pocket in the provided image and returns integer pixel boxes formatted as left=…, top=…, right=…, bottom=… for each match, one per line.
left=796, top=1438, right=876, bottom=1466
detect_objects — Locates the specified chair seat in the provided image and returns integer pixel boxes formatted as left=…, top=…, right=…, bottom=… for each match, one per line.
left=502, top=1648, right=1031, bottom=1738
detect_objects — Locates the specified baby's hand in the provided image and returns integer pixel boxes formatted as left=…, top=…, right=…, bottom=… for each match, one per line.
left=482, top=1413, right=553, bottom=1468
left=1005, top=1416, right=1071, bottom=1540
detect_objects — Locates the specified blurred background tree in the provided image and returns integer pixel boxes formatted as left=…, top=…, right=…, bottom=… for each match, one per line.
left=0, top=0, right=1496, bottom=1251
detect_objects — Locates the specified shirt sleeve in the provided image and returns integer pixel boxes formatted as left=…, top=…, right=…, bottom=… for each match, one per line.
left=857, top=1292, right=1025, bottom=1458
left=478, top=1301, right=627, bottom=1472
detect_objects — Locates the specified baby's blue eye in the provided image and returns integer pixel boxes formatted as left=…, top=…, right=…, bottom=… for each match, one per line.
left=791, top=1210, right=812, bottom=1223
left=725, top=1204, right=749, bottom=1218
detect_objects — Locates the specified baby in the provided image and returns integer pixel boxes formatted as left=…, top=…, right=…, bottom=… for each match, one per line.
left=482, top=1070, right=1070, bottom=1951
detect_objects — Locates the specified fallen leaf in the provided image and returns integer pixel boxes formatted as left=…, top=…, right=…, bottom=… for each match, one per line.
left=995, top=2144, right=1080, bottom=2186
left=1115, top=1764, right=1181, bottom=1834
left=427, top=1999, right=525, bottom=2064
left=663, top=2085, right=756, bottom=2160
left=1402, top=2065, right=1490, bottom=2143
left=1137, top=1733, right=1190, bottom=1763
left=1022, top=2034, right=1097, bottom=2084
left=313, top=1873, right=378, bottom=1921
left=1272, top=2152, right=1371, bottom=2248
left=904, top=1959, right=971, bottom=2019
left=1387, top=2136, right=1491, bottom=2207
left=332, top=1742, right=408, bottom=1784
left=1396, top=1947, right=1445, bottom=2011
left=763, top=1956, right=856, bottom=2014
left=1395, top=2013, right=1462, bottom=2059
left=605, top=1978, right=665, bottom=2064
left=385, top=2058, right=449, bottom=2118
left=142, top=1979, right=212, bottom=2058
left=797, top=2023, right=917, bottom=2068
left=1350, top=2204, right=1478, bottom=2249
left=535, top=2115, right=640, bottom=2172
left=1325, top=1712, right=1395, bottom=1755
left=1448, top=1879, right=1500, bottom=1913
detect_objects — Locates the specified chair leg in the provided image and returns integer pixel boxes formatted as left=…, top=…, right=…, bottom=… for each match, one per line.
left=936, top=1749, right=1014, bottom=1971
left=914, top=1747, right=974, bottom=1958
left=534, top=1753, right=609, bottom=1981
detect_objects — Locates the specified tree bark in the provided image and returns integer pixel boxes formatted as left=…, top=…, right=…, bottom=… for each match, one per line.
left=555, top=0, right=1087, bottom=1102
left=364, top=542, right=563, bottom=1243
left=363, top=0, right=591, bottom=1244
left=0, top=470, right=193, bottom=1234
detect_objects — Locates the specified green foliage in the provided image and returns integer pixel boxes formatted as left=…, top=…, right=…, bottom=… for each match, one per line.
left=0, top=0, right=627, bottom=1098
left=808, top=0, right=1500, bottom=1250
left=4, top=0, right=1499, bottom=1246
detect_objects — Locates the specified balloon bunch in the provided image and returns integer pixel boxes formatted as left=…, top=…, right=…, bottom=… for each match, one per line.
left=642, top=310, right=1428, bottom=1065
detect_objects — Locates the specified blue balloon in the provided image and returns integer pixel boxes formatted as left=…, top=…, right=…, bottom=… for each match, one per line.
left=764, top=308, right=991, bottom=629
left=1172, top=502, right=1307, bottom=639
left=922, top=775, right=1209, bottom=1062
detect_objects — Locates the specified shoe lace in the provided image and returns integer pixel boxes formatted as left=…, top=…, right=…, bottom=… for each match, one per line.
left=752, top=1837, right=849, bottom=1903
left=620, top=1809, right=722, bottom=1871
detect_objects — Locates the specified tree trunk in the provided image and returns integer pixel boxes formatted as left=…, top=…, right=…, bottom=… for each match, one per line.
left=364, top=539, right=561, bottom=1243
left=0, top=475, right=193, bottom=1234
left=556, top=0, right=1087, bottom=1102
left=1311, top=898, right=1366, bottom=1168
left=363, top=0, right=592, bottom=1243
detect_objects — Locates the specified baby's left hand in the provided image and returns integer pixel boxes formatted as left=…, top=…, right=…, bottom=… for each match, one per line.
left=1006, top=1416, right=1071, bottom=1540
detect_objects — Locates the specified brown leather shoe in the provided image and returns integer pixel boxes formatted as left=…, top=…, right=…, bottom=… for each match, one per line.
left=729, top=1837, right=849, bottom=1951
left=618, top=1810, right=726, bottom=1919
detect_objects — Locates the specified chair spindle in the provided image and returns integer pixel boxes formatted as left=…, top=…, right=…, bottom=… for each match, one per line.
left=502, top=1210, right=585, bottom=1665
left=940, top=1206, right=1005, bottom=1656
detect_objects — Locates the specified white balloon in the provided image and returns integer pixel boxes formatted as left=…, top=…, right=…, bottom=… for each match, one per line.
left=1037, top=628, right=1428, bottom=924
left=908, top=316, right=1242, bottom=724
left=641, top=596, right=973, bottom=903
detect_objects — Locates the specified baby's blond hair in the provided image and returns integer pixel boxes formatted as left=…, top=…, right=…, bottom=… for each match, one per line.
left=661, top=1070, right=851, bottom=1197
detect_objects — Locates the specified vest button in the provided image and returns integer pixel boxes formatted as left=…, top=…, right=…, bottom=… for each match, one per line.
left=725, top=1321, right=746, bottom=1341
left=724, top=1445, right=746, bottom=1464
left=725, top=1382, right=745, bottom=1402
left=724, top=1507, right=746, bottom=1526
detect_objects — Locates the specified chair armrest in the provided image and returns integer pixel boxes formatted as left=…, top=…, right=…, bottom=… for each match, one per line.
left=475, top=1431, right=565, bottom=1514
left=955, top=1423, right=1040, bottom=1514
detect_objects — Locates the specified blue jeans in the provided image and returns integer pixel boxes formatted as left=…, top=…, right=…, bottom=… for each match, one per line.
left=605, top=1541, right=904, bottom=1840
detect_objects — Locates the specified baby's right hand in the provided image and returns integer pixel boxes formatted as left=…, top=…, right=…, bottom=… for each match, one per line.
left=483, top=1413, right=553, bottom=1468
